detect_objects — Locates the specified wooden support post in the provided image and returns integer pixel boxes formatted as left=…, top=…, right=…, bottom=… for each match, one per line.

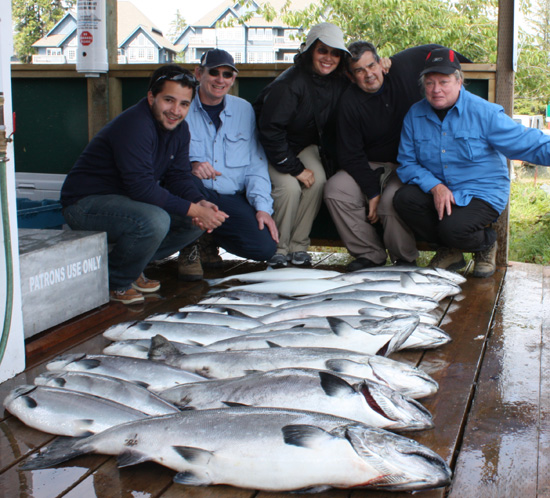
left=495, top=0, right=515, bottom=267
left=86, top=0, right=119, bottom=140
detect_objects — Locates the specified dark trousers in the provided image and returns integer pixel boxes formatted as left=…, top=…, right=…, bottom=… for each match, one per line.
left=393, top=185, right=499, bottom=252
left=193, top=178, right=277, bottom=261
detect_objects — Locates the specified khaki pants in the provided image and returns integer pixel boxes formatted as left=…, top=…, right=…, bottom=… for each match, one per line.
left=269, top=145, right=326, bottom=255
left=323, top=163, right=418, bottom=263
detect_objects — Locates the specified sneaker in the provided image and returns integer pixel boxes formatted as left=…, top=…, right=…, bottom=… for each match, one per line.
left=178, top=243, right=204, bottom=281
left=429, top=247, right=466, bottom=272
left=199, top=234, right=223, bottom=269
left=110, top=288, right=145, bottom=305
left=346, top=257, right=384, bottom=272
left=473, top=241, right=497, bottom=278
left=267, top=253, right=288, bottom=268
left=131, top=273, right=160, bottom=293
left=290, top=251, right=312, bottom=266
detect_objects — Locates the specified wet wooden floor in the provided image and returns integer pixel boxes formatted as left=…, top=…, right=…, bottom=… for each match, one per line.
left=0, top=253, right=548, bottom=497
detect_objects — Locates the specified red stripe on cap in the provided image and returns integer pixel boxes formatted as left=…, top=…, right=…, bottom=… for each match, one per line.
left=449, top=50, right=455, bottom=62
left=426, top=51, right=432, bottom=61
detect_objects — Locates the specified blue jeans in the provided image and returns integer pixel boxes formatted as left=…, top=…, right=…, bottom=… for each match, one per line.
left=193, top=178, right=276, bottom=261
left=63, top=194, right=203, bottom=291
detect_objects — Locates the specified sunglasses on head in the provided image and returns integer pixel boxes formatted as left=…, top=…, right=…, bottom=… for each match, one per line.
left=208, top=68, right=235, bottom=79
left=154, top=72, right=198, bottom=86
left=316, top=46, right=342, bottom=58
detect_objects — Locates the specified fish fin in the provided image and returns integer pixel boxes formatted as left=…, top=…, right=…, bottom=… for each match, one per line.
left=291, top=485, right=332, bottom=494
left=326, top=317, right=354, bottom=336
left=117, top=449, right=152, bottom=467
left=318, top=371, right=355, bottom=397
left=173, top=470, right=213, bottom=486
left=136, top=322, right=154, bottom=331
left=21, top=395, right=38, bottom=409
left=267, top=341, right=282, bottom=348
left=48, top=377, right=67, bottom=388
left=78, top=359, right=102, bottom=370
left=173, top=445, right=214, bottom=465
left=73, top=419, right=95, bottom=437
left=21, top=436, right=90, bottom=470
left=325, top=359, right=353, bottom=373
left=282, top=424, right=337, bottom=449
left=400, top=272, right=416, bottom=288
left=148, top=334, right=181, bottom=361
left=244, top=369, right=263, bottom=375
left=222, top=401, right=250, bottom=407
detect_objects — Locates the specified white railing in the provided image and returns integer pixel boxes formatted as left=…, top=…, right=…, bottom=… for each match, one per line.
left=31, top=54, right=67, bottom=64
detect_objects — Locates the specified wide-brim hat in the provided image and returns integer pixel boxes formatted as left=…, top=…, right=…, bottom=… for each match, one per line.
left=200, top=49, right=238, bottom=73
left=420, top=48, right=461, bottom=76
left=302, top=22, right=350, bottom=55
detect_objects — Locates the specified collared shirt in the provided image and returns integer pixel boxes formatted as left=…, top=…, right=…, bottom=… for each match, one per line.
left=397, top=88, right=550, bottom=214
left=186, top=92, right=274, bottom=215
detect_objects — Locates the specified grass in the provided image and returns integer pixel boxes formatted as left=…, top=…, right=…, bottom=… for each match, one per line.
left=509, top=177, right=550, bottom=265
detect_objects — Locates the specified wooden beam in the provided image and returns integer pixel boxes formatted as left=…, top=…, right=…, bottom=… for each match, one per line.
left=495, top=0, right=515, bottom=267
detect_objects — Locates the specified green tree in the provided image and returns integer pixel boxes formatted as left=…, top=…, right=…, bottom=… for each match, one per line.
left=252, top=0, right=498, bottom=62
left=515, top=0, right=550, bottom=114
left=12, top=0, right=75, bottom=63
left=167, top=9, right=187, bottom=43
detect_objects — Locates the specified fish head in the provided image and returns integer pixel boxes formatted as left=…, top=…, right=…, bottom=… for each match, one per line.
left=358, top=381, right=434, bottom=431
left=3, top=385, right=38, bottom=410
left=342, top=424, right=451, bottom=490
left=366, top=356, right=439, bottom=399
left=33, top=372, right=67, bottom=388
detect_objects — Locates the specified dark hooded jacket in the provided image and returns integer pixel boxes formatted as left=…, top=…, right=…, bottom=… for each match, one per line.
left=253, top=64, right=349, bottom=176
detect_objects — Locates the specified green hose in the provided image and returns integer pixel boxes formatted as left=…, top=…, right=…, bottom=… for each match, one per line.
left=0, top=101, right=14, bottom=363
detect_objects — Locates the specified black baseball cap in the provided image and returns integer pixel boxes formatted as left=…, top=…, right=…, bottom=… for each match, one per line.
left=200, top=49, right=238, bottom=73
left=420, top=48, right=461, bottom=76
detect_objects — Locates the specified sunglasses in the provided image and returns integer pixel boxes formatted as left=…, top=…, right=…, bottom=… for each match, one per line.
left=316, top=46, right=342, bottom=58
left=208, top=68, right=235, bottom=79
left=154, top=72, right=198, bottom=86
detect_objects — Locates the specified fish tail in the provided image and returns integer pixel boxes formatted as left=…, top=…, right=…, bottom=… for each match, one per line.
left=21, top=436, right=91, bottom=470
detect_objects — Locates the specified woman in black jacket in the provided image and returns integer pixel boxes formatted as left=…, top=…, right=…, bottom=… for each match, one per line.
left=254, top=22, right=350, bottom=267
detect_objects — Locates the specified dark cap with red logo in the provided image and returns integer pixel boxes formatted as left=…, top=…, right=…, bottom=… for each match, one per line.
left=420, top=48, right=462, bottom=76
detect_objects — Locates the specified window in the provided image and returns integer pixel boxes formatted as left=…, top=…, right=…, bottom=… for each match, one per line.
left=47, top=48, right=61, bottom=56
left=66, top=49, right=76, bottom=61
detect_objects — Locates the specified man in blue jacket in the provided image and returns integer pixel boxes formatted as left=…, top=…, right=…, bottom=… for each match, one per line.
left=395, top=48, right=550, bottom=277
left=61, top=65, right=227, bottom=304
left=182, top=49, right=278, bottom=280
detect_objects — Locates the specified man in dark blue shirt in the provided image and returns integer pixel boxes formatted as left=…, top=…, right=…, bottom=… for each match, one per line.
left=61, top=65, right=227, bottom=304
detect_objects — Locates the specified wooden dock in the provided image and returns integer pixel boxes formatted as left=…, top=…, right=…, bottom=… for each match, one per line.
left=0, top=254, right=548, bottom=497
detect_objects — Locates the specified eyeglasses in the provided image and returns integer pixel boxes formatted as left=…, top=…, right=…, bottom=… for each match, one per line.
left=316, top=46, right=342, bottom=58
left=154, top=72, right=198, bottom=87
left=208, top=68, right=235, bottom=79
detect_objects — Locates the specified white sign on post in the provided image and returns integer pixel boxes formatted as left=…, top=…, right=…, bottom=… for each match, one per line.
left=76, top=0, right=108, bottom=75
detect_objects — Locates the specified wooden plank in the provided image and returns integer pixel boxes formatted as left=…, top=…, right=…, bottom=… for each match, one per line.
left=0, top=258, right=508, bottom=497
left=349, top=267, right=504, bottom=498
left=449, top=262, right=542, bottom=497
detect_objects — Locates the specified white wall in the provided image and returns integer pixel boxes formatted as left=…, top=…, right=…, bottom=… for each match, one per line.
left=0, top=0, right=26, bottom=382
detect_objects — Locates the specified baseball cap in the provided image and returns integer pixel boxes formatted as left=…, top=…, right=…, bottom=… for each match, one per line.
left=200, top=49, right=238, bottom=73
left=420, top=48, right=461, bottom=76
left=303, top=22, right=350, bottom=55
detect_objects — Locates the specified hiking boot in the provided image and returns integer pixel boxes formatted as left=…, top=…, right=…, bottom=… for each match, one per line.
left=267, top=253, right=288, bottom=268
left=131, top=273, right=160, bottom=293
left=473, top=241, right=498, bottom=278
left=178, top=243, right=204, bottom=281
left=429, top=247, right=466, bottom=272
left=289, top=251, right=312, bottom=266
left=346, top=257, right=384, bottom=272
left=199, top=234, right=223, bottom=269
left=110, top=288, right=145, bottom=305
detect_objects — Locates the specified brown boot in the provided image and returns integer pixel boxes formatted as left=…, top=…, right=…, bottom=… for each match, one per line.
left=178, top=243, right=203, bottom=281
left=429, top=247, right=466, bottom=272
left=199, top=234, right=223, bottom=269
left=473, top=241, right=497, bottom=278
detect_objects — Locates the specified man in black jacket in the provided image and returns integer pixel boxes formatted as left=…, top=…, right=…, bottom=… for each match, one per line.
left=323, top=42, right=470, bottom=271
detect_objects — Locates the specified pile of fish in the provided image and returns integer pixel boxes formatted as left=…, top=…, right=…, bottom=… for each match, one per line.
left=4, top=265, right=466, bottom=492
